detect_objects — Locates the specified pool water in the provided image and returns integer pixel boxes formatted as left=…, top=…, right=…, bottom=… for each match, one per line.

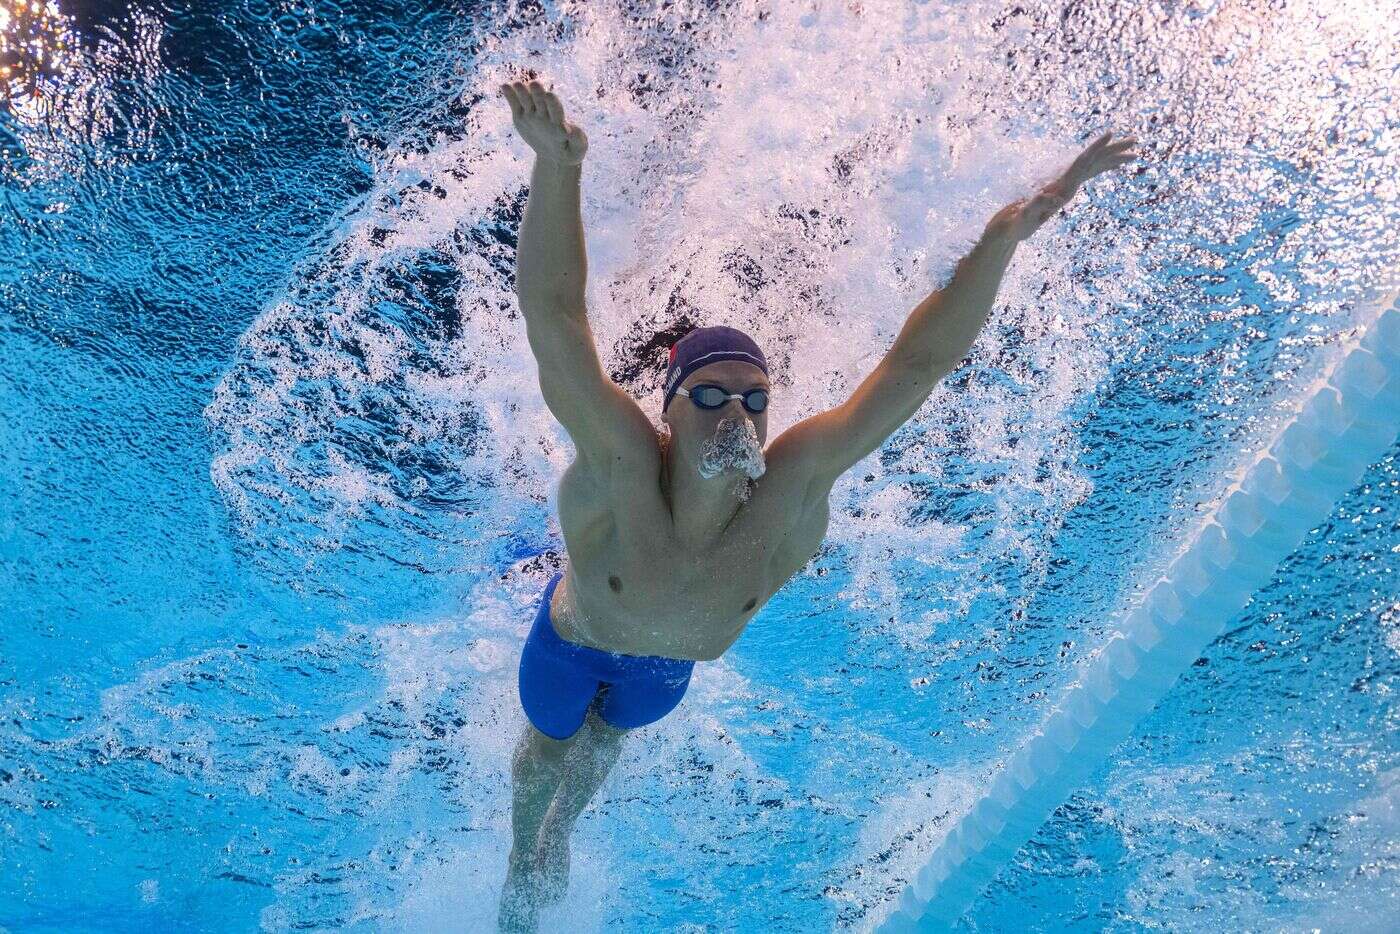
left=3, top=0, right=1397, bottom=930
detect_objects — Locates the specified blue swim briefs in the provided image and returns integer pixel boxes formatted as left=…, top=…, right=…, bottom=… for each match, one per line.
left=518, top=571, right=696, bottom=740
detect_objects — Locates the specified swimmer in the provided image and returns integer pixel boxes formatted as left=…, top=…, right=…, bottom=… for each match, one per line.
left=496, top=75, right=1138, bottom=931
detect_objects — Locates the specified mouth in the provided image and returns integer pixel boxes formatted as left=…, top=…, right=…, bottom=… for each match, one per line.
left=697, top=417, right=766, bottom=480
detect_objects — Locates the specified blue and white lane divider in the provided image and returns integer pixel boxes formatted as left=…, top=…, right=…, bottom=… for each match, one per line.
left=878, top=291, right=1400, bottom=932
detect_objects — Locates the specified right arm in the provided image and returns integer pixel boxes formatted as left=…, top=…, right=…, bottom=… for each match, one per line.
left=503, top=79, right=655, bottom=478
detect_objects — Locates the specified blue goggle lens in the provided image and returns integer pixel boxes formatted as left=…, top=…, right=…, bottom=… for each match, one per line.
left=690, top=385, right=769, bottom=413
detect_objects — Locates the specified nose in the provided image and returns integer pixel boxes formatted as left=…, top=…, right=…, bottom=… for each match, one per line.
left=720, top=398, right=753, bottom=420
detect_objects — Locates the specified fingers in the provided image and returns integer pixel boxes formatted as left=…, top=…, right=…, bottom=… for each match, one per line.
left=1104, top=135, right=1140, bottom=166
left=1066, top=130, right=1141, bottom=181
left=499, top=79, right=537, bottom=114
left=499, top=77, right=567, bottom=127
left=499, top=82, right=525, bottom=118
left=542, top=90, right=565, bottom=126
left=1082, top=131, right=1139, bottom=161
left=526, top=80, right=549, bottom=116
left=1106, top=138, right=1139, bottom=159
left=1088, top=130, right=1137, bottom=148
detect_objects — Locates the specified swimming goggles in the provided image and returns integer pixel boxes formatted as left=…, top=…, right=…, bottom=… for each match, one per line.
left=675, top=383, right=770, bottom=413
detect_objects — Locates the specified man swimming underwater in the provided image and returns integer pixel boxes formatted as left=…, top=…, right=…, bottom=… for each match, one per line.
left=496, top=76, right=1137, bottom=930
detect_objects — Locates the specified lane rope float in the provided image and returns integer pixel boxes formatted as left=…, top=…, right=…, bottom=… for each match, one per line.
left=879, top=290, right=1400, bottom=932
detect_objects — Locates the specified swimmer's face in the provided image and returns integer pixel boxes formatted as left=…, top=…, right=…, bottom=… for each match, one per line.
left=662, top=360, right=770, bottom=474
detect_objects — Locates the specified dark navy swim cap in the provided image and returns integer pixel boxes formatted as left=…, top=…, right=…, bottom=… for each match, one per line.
left=663, top=325, right=769, bottom=412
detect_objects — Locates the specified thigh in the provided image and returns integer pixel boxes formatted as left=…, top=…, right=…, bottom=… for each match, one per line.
left=597, top=661, right=695, bottom=731
left=519, top=625, right=602, bottom=742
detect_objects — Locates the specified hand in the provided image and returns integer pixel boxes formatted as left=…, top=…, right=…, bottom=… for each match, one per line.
left=499, top=78, right=589, bottom=166
left=989, top=130, right=1139, bottom=242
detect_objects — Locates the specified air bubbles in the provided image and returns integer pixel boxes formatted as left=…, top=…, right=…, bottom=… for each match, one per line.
left=697, top=418, right=766, bottom=481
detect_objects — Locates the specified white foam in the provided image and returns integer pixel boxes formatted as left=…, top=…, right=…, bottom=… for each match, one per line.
left=181, top=0, right=1400, bottom=926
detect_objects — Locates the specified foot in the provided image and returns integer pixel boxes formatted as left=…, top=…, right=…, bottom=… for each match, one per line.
left=498, top=846, right=543, bottom=933
left=536, top=827, right=572, bottom=905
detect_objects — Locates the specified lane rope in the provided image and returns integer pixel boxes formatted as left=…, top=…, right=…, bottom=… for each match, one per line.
left=879, top=290, right=1400, bottom=932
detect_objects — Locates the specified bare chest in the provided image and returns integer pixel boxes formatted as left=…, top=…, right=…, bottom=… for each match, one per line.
left=553, top=457, right=829, bottom=661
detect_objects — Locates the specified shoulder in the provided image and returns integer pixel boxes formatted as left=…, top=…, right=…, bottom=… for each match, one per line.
left=564, top=426, right=663, bottom=501
left=762, top=423, right=838, bottom=513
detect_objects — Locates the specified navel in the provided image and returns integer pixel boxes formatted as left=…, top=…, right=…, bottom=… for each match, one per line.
left=609, top=574, right=623, bottom=593
left=742, top=597, right=756, bottom=612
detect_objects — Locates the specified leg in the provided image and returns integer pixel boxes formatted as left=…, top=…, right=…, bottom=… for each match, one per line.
left=500, top=720, right=590, bottom=933
left=528, top=658, right=691, bottom=905
left=543, top=703, right=629, bottom=839
left=535, top=703, right=630, bottom=904
left=503, top=570, right=603, bottom=931
left=510, top=719, right=590, bottom=857
left=512, top=571, right=604, bottom=858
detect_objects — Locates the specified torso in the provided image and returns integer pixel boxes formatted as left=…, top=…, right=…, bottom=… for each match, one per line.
left=551, top=431, right=831, bottom=662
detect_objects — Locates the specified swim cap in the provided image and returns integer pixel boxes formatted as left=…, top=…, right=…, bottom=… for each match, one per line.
left=662, top=325, right=769, bottom=412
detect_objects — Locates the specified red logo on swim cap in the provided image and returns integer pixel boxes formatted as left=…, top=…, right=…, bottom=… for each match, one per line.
left=668, top=344, right=677, bottom=365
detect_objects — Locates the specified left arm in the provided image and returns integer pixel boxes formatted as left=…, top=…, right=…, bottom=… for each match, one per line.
left=773, top=131, right=1139, bottom=488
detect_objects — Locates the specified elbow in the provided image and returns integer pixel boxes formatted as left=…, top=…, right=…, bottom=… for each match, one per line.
left=925, top=345, right=971, bottom=378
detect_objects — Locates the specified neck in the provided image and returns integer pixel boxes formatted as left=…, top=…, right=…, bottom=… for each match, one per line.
left=660, top=431, right=752, bottom=552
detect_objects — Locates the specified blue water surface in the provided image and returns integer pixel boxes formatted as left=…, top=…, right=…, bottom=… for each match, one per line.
left=3, top=1, right=1397, bottom=931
